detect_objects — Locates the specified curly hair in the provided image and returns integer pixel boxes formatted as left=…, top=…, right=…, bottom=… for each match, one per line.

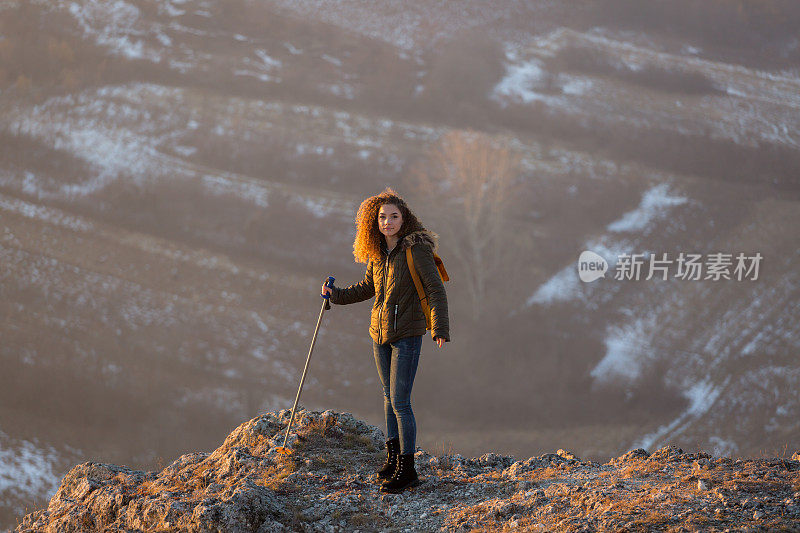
left=352, top=187, right=425, bottom=264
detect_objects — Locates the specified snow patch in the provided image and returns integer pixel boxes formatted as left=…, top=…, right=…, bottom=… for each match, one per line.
left=709, top=436, right=738, bottom=457
left=726, top=86, right=748, bottom=98
left=525, top=238, right=633, bottom=307
left=322, top=83, right=356, bottom=99
left=293, top=196, right=343, bottom=218
left=607, top=183, right=688, bottom=233
left=591, top=315, right=657, bottom=384
left=525, top=266, right=583, bottom=306
left=283, top=42, right=303, bottom=55
left=172, top=145, right=197, bottom=157
left=200, top=174, right=270, bottom=208
left=7, top=85, right=182, bottom=198
left=156, top=31, right=172, bottom=47
left=0, top=192, right=94, bottom=232
left=492, top=58, right=556, bottom=105
left=255, top=49, right=282, bottom=69
left=234, top=70, right=275, bottom=83
left=561, top=77, right=593, bottom=95
left=0, top=433, right=62, bottom=502
left=322, top=54, right=342, bottom=67
left=251, top=311, right=270, bottom=333
left=163, top=2, right=185, bottom=17
left=69, top=0, right=157, bottom=61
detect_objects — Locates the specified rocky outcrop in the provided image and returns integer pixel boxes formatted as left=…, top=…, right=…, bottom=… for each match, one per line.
left=15, top=409, right=800, bottom=532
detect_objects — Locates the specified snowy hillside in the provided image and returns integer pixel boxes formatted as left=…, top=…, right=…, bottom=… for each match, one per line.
left=0, top=431, right=66, bottom=522
left=495, top=28, right=800, bottom=150
left=1, top=0, right=799, bottom=529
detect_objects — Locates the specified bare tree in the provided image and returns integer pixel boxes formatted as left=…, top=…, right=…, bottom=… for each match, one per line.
left=410, top=129, right=523, bottom=321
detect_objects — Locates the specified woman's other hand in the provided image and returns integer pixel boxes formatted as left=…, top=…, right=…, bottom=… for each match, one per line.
left=434, top=336, right=445, bottom=348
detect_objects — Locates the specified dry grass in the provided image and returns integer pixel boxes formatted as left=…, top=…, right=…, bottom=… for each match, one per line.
left=442, top=454, right=795, bottom=533
left=343, top=432, right=376, bottom=451
left=297, top=416, right=337, bottom=439
left=350, top=511, right=383, bottom=526
left=123, top=448, right=304, bottom=509
left=474, top=470, right=505, bottom=483
left=614, top=459, right=670, bottom=480
left=130, top=460, right=217, bottom=499
left=132, top=479, right=157, bottom=498
left=236, top=432, right=274, bottom=452
left=429, top=439, right=457, bottom=457
left=524, top=463, right=580, bottom=484
left=288, top=416, right=379, bottom=477
left=254, top=460, right=300, bottom=491
left=624, top=510, right=672, bottom=531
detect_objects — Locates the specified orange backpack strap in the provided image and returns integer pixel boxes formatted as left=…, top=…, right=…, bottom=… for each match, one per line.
left=433, top=254, right=450, bottom=281
left=406, top=248, right=432, bottom=330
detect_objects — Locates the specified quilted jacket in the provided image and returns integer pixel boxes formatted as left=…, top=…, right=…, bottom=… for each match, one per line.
left=329, top=229, right=450, bottom=345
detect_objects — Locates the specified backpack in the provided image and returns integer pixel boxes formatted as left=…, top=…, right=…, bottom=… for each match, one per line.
left=405, top=248, right=449, bottom=331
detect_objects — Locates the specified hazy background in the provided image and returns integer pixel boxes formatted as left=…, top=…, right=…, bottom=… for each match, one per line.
left=1, top=0, right=799, bottom=527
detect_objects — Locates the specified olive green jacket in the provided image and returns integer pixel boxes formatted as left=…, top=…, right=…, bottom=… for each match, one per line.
left=330, top=229, right=450, bottom=345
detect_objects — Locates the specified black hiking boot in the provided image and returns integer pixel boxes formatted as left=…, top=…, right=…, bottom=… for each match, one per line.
left=376, top=437, right=400, bottom=481
left=380, top=453, right=420, bottom=493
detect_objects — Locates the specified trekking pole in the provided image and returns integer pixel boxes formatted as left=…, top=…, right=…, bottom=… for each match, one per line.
left=275, top=276, right=335, bottom=455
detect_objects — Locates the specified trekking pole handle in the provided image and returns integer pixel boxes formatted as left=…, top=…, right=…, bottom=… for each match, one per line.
left=321, top=276, right=335, bottom=310
left=320, top=276, right=335, bottom=299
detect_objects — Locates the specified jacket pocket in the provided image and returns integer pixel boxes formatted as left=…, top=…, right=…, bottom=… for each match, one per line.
left=370, top=306, right=379, bottom=332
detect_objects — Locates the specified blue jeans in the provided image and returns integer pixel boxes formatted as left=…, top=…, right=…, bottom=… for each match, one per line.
left=373, top=335, right=423, bottom=455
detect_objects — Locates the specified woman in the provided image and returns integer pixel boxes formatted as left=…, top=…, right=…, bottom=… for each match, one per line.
left=321, top=187, right=450, bottom=494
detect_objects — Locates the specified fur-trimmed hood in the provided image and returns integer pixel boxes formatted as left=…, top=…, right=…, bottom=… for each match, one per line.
left=399, top=229, right=439, bottom=253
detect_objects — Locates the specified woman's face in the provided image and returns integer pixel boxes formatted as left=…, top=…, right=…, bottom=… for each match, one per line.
left=378, top=203, right=403, bottom=240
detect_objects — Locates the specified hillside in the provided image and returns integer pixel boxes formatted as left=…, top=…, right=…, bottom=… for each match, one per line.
left=1, top=0, right=800, bottom=530
left=15, top=409, right=800, bottom=532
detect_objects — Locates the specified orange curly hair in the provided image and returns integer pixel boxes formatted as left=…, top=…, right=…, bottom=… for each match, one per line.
left=352, top=187, right=425, bottom=264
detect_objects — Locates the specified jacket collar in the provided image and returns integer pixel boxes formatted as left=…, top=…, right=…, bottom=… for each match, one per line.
left=381, top=229, right=439, bottom=256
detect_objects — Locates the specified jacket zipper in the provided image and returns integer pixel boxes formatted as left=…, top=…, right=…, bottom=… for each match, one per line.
left=378, top=250, right=390, bottom=343
left=394, top=304, right=398, bottom=331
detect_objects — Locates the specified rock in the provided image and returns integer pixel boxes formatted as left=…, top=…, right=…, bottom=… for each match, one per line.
left=609, top=448, right=650, bottom=465
left=476, top=452, right=515, bottom=469
left=489, top=500, right=516, bottom=518
left=14, top=409, right=800, bottom=533
left=73, top=478, right=99, bottom=499
left=648, top=445, right=684, bottom=462
left=556, top=449, right=579, bottom=461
